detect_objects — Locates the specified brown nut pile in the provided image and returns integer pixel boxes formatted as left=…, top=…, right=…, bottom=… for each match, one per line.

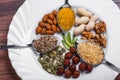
left=94, top=34, right=106, bottom=48
left=94, top=21, right=106, bottom=34
left=57, top=47, right=93, bottom=79
left=81, top=21, right=107, bottom=48
left=36, top=10, right=62, bottom=35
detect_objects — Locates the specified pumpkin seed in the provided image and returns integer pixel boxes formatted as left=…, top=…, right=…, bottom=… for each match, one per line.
left=62, top=48, right=66, bottom=52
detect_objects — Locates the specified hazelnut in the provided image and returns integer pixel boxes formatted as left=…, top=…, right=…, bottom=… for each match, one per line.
left=79, top=63, right=86, bottom=71
left=86, top=64, right=93, bottom=73
left=57, top=67, right=65, bottom=75
left=69, top=47, right=76, bottom=54
left=64, top=70, right=72, bottom=78
left=65, top=52, right=73, bottom=59
left=64, top=59, right=70, bottom=67
left=73, top=70, right=80, bottom=78
left=69, top=64, right=76, bottom=72
left=72, top=56, right=80, bottom=64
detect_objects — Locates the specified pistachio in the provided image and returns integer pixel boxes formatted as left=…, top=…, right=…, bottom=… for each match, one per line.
left=62, top=48, right=66, bottom=52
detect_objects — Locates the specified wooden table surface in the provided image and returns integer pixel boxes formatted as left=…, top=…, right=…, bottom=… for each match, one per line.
left=0, top=0, right=120, bottom=80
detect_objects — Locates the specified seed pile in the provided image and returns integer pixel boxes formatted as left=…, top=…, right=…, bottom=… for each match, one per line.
left=38, top=46, right=66, bottom=75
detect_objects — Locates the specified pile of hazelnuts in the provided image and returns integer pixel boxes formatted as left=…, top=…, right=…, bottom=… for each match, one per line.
left=57, top=47, right=93, bottom=78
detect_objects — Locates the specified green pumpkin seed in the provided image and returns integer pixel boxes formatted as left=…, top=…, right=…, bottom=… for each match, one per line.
left=62, top=48, right=66, bottom=52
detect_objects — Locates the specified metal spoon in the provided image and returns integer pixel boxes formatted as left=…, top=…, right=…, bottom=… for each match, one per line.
left=59, top=0, right=71, bottom=9
left=0, top=35, right=60, bottom=53
left=75, top=41, right=120, bottom=73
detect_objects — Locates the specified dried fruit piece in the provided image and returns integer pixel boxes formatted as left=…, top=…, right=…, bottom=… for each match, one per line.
left=64, top=70, right=72, bottom=78
left=57, top=67, right=65, bottom=75
left=73, top=70, right=80, bottom=78
left=65, top=52, right=73, bottom=59
left=79, top=63, right=86, bottom=71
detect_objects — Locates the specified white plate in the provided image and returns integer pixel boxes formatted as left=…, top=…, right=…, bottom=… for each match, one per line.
left=7, top=0, right=120, bottom=80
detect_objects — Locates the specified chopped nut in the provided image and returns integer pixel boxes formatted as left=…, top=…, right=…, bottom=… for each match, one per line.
left=81, top=31, right=94, bottom=40
left=94, top=21, right=106, bottom=34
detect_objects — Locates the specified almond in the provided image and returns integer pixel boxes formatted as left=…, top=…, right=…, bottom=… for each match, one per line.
left=41, top=28, right=46, bottom=35
left=39, top=21, right=45, bottom=28
left=48, top=13, right=54, bottom=20
left=36, top=26, right=42, bottom=34
left=46, top=30, right=54, bottom=35
left=57, top=26, right=62, bottom=33
left=52, top=10, right=57, bottom=17
left=46, top=24, right=51, bottom=30
left=52, top=25, right=57, bottom=32
left=47, top=19, right=53, bottom=25
left=53, top=18, right=57, bottom=25
left=42, top=14, right=48, bottom=23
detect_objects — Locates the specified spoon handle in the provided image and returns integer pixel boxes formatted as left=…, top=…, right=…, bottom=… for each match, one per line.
left=103, top=59, right=120, bottom=73
left=0, top=44, right=32, bottom=50
left=65, top=0, right=68, bottom=4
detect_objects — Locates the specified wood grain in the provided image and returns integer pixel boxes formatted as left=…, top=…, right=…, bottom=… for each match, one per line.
left=0, top=0, right=119, bottom=80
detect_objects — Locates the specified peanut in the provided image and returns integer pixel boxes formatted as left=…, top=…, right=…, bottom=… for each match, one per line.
left=75, top=16, right=89, bottom=25
left=86, top=15, right=98, bottom=31
left=77, top=8, right=93, bottom=17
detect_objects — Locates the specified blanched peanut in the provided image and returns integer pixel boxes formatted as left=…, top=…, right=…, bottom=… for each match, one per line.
left=86, top=15, right=98, bottom=31
left=77, top=8, right=93, bottom=17
left=74, top=24, right=86, bottom=36
left=75, top=16, right=89, bottom=25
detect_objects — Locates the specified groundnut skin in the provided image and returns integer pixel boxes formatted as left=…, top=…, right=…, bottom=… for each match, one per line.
left=64, top=70, right=72, bottom=78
